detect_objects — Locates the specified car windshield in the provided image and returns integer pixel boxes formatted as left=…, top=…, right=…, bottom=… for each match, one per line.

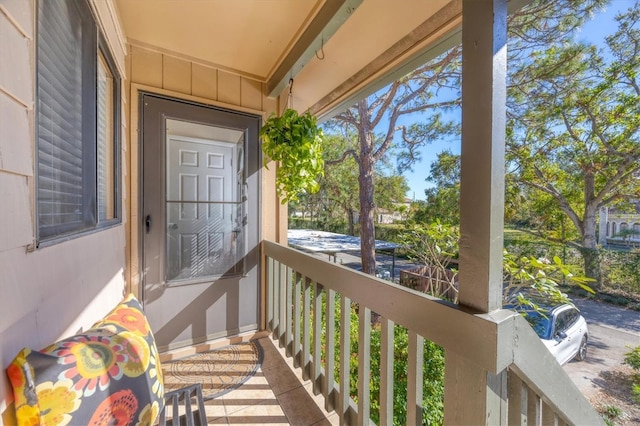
left=523, top=310, right=553, bottom=340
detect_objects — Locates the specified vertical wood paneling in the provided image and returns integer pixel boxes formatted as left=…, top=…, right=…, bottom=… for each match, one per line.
left=263, top=94, right=278, bottom=116
left=339, top=295, right=351, bottom=426
left=241, top=77, right=262, bottom=110
left=407, top=331, right=424, bottom=425
left=217, top=70, right=241, bottom=106
left=191, top=63, right=217, bottom=100
left=162, top=56, right=191, bottom=94
left=380, top=318, right=394, bottom=426
left=357, top=307, right=371, bottom=425
left=130, top=46, right=162, bottom=87
left=325, top=288, right=336, bottom=412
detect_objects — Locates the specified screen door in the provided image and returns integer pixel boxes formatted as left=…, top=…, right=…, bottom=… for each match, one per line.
left=141, top=93, right=260, bottom=351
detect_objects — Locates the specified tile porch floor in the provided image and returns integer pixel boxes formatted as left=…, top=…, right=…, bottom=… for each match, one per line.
left=201, top=337, right=338, bottom=425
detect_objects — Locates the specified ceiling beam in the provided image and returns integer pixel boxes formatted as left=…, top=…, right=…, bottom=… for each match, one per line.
left=266, top=0, right=363, bottom=99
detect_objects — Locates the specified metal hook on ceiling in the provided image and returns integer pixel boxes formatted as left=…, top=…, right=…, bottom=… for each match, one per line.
left=315, top=36, right=325, bottom=60
left=286, top=78, right=294, bottom=111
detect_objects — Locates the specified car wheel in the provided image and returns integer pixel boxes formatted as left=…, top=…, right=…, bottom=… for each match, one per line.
left=575, top=336, right=587, bottom=361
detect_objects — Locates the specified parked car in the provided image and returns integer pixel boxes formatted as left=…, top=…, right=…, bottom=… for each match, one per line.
left=512, top=303, right=589, bottom=365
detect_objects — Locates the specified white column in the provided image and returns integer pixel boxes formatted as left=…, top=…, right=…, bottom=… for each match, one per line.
left=458, top=0, right=507, bottom=313
left=445, top=0, right=509, bottom=424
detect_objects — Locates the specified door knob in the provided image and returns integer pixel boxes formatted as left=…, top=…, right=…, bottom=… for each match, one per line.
left=145, top=215, right=152, bottom=233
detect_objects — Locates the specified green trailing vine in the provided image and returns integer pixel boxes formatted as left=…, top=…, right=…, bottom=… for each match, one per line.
left=260, top=108, right=324, bottom=203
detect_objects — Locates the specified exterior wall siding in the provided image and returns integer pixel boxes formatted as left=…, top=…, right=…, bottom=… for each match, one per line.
left=126, top=44, right=281, bottom=297
left=0, top=1, right=128, bottom=421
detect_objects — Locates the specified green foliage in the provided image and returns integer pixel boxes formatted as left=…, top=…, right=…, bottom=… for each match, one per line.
left=367, top=324, right=445, bottom=425
left=342, top=303, right=445, bottom=425
left=624, top=345, right=640, bottom=403
left=600, top=248, right=640, bottom=293
left=311, top=292, right=444, bottom=425
left=398, top=222, right=594, bottom=307
left=260, top=108, right=325, bottom=203
left=600, top=404, right=623, bottom=425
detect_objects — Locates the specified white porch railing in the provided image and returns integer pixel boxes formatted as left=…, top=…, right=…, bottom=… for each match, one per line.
left=263, top=241, right=603, bottom=425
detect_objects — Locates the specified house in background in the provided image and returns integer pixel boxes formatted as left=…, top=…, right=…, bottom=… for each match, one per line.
left=599, top=202, right=640, bottom=248
left=0, top=0, right=603, bottom=424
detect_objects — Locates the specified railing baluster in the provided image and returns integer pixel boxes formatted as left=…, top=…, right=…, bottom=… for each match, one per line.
left=507, top=369, right=526, bottom=426
left=279, top=262, right=287, bottom=347
left=303, top=277, right=311, bottom=380
left=541, top=401, right=556, bottom=426
left=407, top=330, right=424, bottom=425
left=325, top=288, right=336, bottom=412
left=357, top=307, right=371, bottom=425
left=339, top=295, right=351, bottom=426
left=266, top=256, right=274, bottom=331
left=285, top=267, right=293, bottom=355
left=380, top=318, right=394, bottom=426
left=313, top=282, right=323, bottom=394
left=527, top=388, right=541, bottom=425
left=293, top=272, right=302, bottom=367
left=273, top=259, right=281, bottom=339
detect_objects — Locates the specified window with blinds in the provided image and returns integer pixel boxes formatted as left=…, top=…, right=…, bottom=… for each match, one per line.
left=36, top=0, right=120, bottom=243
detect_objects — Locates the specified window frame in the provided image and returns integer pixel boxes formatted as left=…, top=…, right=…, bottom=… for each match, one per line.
left=35, top=0, right=121, bottom=247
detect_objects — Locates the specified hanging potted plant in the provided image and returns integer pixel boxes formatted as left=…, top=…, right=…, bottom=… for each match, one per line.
left=260, top=108, right=325, bottom=203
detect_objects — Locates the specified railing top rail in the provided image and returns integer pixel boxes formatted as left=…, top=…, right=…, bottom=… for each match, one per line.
left=263, top=240, right=515, bottom=373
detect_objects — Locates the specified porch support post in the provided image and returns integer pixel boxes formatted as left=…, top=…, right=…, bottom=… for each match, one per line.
left=445, top=0, right=508, bottom=424
left=458, top=0, right=507, bottom=315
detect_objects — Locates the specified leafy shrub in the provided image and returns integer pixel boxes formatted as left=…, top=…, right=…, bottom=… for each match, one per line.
left=600, top=249, right=640, bottom=294
left=624, top=345, right=640, bottom=403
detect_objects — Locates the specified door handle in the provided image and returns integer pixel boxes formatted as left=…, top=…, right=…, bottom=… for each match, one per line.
left=168, top=223, right=178, bottom=230
left=145, top=215, right=152, bottom=233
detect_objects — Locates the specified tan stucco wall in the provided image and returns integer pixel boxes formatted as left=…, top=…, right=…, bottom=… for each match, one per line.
left=0, top=1, right=128, bottom=421
left=125, top=45, right=284, bottom=298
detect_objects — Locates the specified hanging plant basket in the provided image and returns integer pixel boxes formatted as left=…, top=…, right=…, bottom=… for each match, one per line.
left=260, top=108, right=325, bottom=203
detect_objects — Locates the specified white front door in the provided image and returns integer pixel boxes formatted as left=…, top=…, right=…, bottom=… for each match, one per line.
left=166, top=135, right=237, bottom=281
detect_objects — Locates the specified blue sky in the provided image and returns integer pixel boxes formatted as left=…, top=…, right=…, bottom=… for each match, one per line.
left=403, top=0, right=634, bottom=201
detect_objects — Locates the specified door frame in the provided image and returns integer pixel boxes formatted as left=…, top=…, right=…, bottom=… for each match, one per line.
left=134, top=89, right=263, bottom=350
left=128, top=85, right=267, bottom=304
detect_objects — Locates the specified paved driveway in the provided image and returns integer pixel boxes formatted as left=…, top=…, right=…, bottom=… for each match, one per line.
left=563, top=297, right=640, bottom=420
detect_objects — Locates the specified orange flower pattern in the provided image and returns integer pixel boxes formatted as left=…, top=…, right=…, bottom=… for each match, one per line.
left=7, top=295, right=164, bottom=426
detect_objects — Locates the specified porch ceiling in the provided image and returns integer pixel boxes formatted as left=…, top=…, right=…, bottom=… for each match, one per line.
left=114, top=0, right=461, bottom=116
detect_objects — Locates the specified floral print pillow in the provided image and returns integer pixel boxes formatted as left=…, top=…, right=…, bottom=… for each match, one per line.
left=7, top=294, right=164, bottom=426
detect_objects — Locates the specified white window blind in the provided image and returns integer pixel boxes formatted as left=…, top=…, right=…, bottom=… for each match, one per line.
left=36, top=0, right=120, bottom=244
left=97, top=51, right=115, bottom=222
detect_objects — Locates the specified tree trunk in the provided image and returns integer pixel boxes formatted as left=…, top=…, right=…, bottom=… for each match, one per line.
left=581, top=203, right=601, bottom=289
left=357, top=100, right=377, bottom=275
left=347, top=208, right=355, bottom=236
